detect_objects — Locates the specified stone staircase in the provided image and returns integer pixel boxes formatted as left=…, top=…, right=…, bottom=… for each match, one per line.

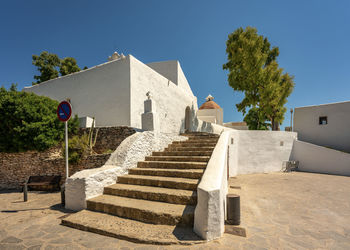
left=62, top=132, right=219, bottom=245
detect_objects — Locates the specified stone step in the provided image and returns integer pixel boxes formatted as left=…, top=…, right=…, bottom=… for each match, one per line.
left=137, top=161, right=207, bottom=169
left=117, top=175, right=199, bottom=190
left=86, top=195, right=195, bottom=226
left=174, top=139, right=218, bottom=144
left=145, top=156, right=210, bottom=162
left=129, top=168, right=204, bottom=179
left=104, top=183, right=197, bottom=205
left=165, top=147, right=215, bottom=152
left=169, top=142, right=217, bottom=147
left=62, top=210, right=204, bottom=245
left=152, top=151, right=213, bottom=156
left=181, top=132, right=219, bottom=137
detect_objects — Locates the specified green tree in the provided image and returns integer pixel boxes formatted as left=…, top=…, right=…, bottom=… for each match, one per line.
left=32, top=51, right=60, bottom=85
left=0, top=85, right=78, bottom=152
left=60, top=57, right=81, bottom=76
left=259, top=61, right=294, bottom=130
left=32, top=51, right=85, bottom=84
left=243, top=107, right=270, bottom=130
left=223, top=26, right=294, bottom=130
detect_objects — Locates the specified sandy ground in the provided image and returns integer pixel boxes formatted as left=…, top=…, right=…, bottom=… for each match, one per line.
left=0, top=172, right=349, bottom=249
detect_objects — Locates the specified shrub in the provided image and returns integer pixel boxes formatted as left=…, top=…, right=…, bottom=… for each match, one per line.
left=62, top=134, right=89, bottom=164
left=0, top=84, right=79, bottom=152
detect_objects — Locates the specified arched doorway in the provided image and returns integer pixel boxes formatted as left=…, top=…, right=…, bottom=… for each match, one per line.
left=185, top=106, right=191, bottom=132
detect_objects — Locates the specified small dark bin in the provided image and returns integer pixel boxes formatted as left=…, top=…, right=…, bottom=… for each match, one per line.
left=227, top=194, right=240, bottom=225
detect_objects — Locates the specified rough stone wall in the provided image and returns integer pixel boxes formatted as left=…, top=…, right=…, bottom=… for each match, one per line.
left=78, top=126, right=136, bottom=154
left=0, top=147, right=110, bottom=189
left=0, top=126, right=136, bottom=189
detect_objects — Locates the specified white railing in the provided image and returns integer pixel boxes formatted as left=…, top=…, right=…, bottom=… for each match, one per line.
left=194, top=130, right=232, bottom=240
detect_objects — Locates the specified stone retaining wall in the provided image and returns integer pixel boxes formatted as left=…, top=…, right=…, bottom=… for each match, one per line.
left=79, top=126, right=136, bottom=154
left=0, top=126, right=136, bottom=189
left=0, top=147, right=110, bottom=189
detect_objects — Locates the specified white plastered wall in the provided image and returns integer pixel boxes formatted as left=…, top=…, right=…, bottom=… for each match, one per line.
left=130, top=56, right=197, bottom=134
left=294, top=101, right=350, bottom=152
left=291, top=140, right=350, bottom=176
left=192, top=118, right=297, bottom=175
left=197, top=108, right=223, bottom=125
left=23, top=57, right=131, bottom=127
left=236, top=131, right=297, bottom=174
left=146, top=60, right=194, bottom=97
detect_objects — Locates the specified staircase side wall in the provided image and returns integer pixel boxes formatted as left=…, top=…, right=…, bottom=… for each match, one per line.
left=291, top=140, right=350, bottom=176
left=65, top=131, right=187, bottom=211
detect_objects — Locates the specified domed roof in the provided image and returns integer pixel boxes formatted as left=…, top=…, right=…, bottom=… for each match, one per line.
left=199, top=95, right=221, bottom=110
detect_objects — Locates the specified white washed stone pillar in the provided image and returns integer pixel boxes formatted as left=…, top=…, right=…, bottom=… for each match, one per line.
left=141, top=92, right=159, bottom=131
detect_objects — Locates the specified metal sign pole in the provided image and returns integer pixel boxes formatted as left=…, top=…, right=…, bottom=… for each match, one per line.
left=57, top=100, right=72, bottom=181
left=65, top=121, right=69, bottom=179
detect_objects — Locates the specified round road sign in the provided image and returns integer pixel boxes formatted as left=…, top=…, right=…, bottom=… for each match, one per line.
left=57, top=101, right=72, bottom=122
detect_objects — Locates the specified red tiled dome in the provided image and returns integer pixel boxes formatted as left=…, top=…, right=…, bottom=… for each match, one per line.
left=199, top=100, right=221, bottom=110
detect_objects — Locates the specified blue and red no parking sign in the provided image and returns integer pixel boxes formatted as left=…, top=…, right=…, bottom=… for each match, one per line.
left=57, top=101, right=72, bottom=122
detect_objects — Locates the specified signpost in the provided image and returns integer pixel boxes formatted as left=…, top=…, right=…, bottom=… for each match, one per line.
left=57, top=101, right=72, bottom=179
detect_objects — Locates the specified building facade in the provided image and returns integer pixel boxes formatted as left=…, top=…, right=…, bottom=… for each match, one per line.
left=293, top=101, right=350, bottom=152
left=24, top=54, right=198, bottom=134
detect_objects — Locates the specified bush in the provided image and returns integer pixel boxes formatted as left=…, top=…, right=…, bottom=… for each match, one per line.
left=62, top=134, right=89, bottom=164
left=0, top=84, right=79, bottom=152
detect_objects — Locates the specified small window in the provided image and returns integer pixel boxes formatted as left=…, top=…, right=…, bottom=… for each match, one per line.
left=319, top=116, right=327, bottom=125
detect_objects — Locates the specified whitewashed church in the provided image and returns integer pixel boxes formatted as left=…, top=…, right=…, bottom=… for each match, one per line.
left=24, top=52, right=199, bottom=134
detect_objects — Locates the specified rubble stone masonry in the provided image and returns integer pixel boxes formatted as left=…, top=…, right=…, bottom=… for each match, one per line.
left=0, top=126, right=136, bottom=189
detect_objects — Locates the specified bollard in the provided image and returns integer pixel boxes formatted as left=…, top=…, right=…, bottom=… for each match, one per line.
left=23, top=183, right=28, bottom=202
left=61, top=185, right=65, bottom=207
left=227, top=194, right=240, bottom=225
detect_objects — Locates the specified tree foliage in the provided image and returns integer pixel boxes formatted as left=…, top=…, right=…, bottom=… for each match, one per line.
left=60, top=57, right=81, bottom=76
left=32, top=52, right=60, bottom=84
left=243, top=107, right=270, bottom=130
left=32, top=51, right=84, bottom=85
left=223, top=27, right=294, bottom=130
left=0, top=84, right=79, bottom=152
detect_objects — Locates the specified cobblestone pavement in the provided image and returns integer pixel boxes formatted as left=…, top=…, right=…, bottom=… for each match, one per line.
left=0, top=172, right=349, bottom=249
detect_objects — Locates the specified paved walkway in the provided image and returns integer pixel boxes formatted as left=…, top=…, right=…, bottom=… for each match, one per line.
left=0, top=172, right=349, bottom=249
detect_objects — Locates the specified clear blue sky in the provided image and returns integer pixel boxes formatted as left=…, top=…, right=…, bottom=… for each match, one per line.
left=1, top=0, right=350, bottom=129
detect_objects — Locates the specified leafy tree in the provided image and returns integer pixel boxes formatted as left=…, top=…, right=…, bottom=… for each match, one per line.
left=60, top=57, right=81, bottom=76
left=0, top=85, right=79, bottom=152
left=259, top=61, right=294, bottom=130
left=32, top=51, right=85, bottom=84
left=243, top=107, right=270, bottom=130
left=223, top=27, right=294, bottom=130
left=32, top=51, right=60, bottom=85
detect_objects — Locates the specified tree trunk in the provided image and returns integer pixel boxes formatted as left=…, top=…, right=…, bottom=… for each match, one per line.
left=271, top=118, right=280, bottom=131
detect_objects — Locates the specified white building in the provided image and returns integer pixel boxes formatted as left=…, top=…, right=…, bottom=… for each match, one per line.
left=197, top=95, right=223, bottom=125
left=24, top=53, right=198, bottom=134
left=293, top=101, right=350, bottom=153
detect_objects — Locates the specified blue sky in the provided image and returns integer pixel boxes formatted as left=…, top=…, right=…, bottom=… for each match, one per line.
left=1, top=0, right=349, bottom=128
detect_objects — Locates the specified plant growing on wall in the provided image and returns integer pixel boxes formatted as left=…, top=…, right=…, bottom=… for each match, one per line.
left=62, top=118, right=99, bottom=164
left=223, top=26, right=294, bottom=130
left=0, top=84, right=79, bottom=152
left=62, top=134, right=89, bottom=164
left=87, top=117, right=99, bottom=154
